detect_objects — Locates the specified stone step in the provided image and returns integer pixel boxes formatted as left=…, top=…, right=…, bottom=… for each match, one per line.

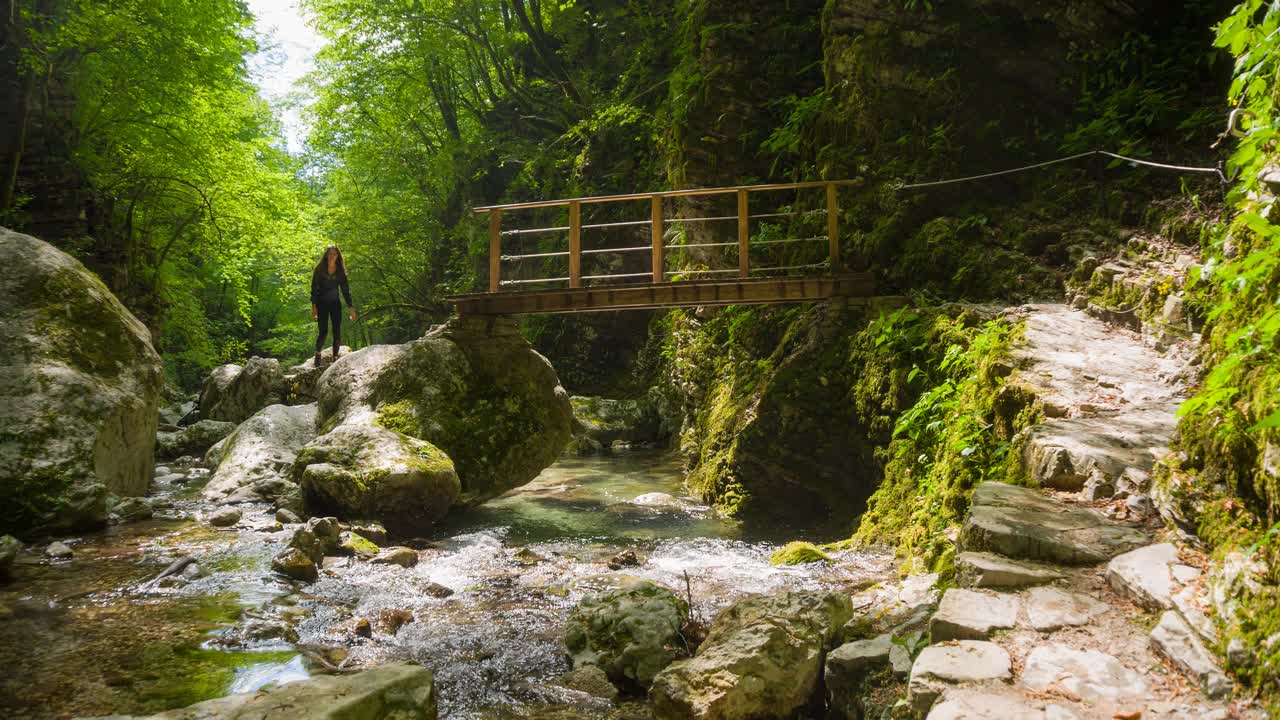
left=1020, top=644, right=1147, bottom=703
left=1150, top=610, right=1231, bottom=700
left=926, top=688, right=1082, bottom=720
left=909, top=641, right=1012, bottom=714
left=954, top=551, right=1064, bottom=589
left=1106, top=542, right=1200, bottom=611
left=929, top=589, right=1019, bottom=642
left=960, top=482, right=1149, bottom=564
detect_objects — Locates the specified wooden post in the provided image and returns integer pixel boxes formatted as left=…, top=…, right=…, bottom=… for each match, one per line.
left=737, top=189, right=749, bottom=279
left=488, top=209, right=502, bottom=292
left=826, top=182, right=840, bottom=273
left=651, top=195, right=664, bottom=283
left=569, top=200, right=582, bottom=288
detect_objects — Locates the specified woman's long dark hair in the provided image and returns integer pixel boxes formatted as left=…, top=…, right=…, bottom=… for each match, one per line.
left=313, top=244, right=347, bottom=278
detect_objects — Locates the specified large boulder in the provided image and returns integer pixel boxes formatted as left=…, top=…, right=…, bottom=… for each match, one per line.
left=0, top=228, right=164, bottom=534
left=314, top=316, right=573, bottom=506
left=571, top=395, right=665, bottom=447
left=294, top=424, right=460, bottom=536
left=200, top=357, right=285, bottom=424
left=203, top=404, right=317, bottom=506
left=76, top=662, right=436, bottom=719
left=156, top=419, right=237, bottom=460
left=564, top=580, right=689, bottom=691
left=649, top=591, right=853, bottom=720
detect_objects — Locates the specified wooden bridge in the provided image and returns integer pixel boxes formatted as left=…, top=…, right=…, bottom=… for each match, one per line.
left=449, top=180, right=878, bottom=316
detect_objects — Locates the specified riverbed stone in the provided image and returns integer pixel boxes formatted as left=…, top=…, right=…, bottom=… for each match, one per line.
left=371, top=546, right=419, bottom=568
left=559, top=664, right=620, bottom=702
left=296, top=422, right=460, bottom=536
left=45, top=540, right=73, bottom=559
left=275, top=508, right=301, bottom=524
left=156, top=420, right=237, bottom=460
left=649, top=591, right=851, bottom=720
left=271, top=547, right=318, bottom=582
left=1, top=228, right=164, bottom=535
left=909, top=641, right=1011, bottom=713
left=960, top=482, right=1149, bottom=564
left=203, top=403, right=318, bottom=506
left=109, top=495, right=154, bottom=524
left=1020, top=644, right=1146, bottom=702
left=565, top=580, right=688, bottom=691
left=929, top=589, right=1019, bottom=641
left=201, top=357, right=285, bottom=424
left=825, top=634, right=894, bottom=720
left=206, top=507, right=241, bottom=527
left=954, top=551, right=1063, bottom=589
left=77, top=661, right=436, bottom=719
left=1150, top=610, right=1231, bottom=699
left=0, top=535, right=19, bottom=580
left=1106, top=543, right=1197, bottom=611
left=338, top=530, right=380, bottom=559
left=1023, top=586, right=1108, bottom=631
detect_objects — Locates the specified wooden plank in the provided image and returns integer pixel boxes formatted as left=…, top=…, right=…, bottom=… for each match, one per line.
left=568, top=201, right=582, bottom=289
left=651, top=195, right=664, bottom=283
left=737, top=190, right=749, bottom=279
left=489, top=209, right=502, bottom=292
left=473, top=178, right=866, bottom=213
left=826, top=182, right=840, bottom=272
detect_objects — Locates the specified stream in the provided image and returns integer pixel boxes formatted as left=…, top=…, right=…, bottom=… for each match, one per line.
left=0, top=451, right=891, bottom=720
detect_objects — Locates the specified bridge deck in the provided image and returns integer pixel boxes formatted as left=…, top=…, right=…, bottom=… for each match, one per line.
left=449, top=272, right=877, bottom=316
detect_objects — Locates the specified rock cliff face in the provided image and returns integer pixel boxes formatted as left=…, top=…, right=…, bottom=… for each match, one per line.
left=0, top=227, right=163, bottom=535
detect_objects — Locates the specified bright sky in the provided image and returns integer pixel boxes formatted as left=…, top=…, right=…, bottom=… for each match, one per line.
left=246, top=0, right=323, bottom=153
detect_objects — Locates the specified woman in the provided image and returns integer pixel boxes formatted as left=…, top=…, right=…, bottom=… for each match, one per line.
left=311, top=245, right=356, bottom=366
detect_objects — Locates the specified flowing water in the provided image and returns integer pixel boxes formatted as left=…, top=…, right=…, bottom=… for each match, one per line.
left=0, top=451, right=890, bottom=719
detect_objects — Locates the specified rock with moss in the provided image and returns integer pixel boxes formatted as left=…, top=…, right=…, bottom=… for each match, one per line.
left=200, top=357, right=285, bottom=424
left=770, top=541, right=833, bottom=566
left=649, top=591, right=853, bottom=720
left=571, top=395, right=665, bottom=448
left=564, top=580, right=689, bottom=692
left=156, top=419, right=237, bottom=460
left=295, top=423, right=459, bottom=536
left=338, top=530, right=380, bottom=559
left=0, top=535, right=20, bottom=581
left=314, top=316, right=573, bottom=506
left=203, top=404, right=318, bottom=506
left=0, top=228, right=164, bottom=535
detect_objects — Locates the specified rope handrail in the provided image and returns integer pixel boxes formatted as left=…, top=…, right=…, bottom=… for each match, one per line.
left=895, top=149, right=1224, bottom=190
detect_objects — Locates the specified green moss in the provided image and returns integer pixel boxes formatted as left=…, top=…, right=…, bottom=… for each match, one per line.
left=769, top=541, right=833, bottom=565
left=374, top=399, right=418, bottom=436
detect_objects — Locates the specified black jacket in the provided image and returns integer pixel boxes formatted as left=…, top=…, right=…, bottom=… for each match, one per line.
left=311, top=269, right=353, bottom=307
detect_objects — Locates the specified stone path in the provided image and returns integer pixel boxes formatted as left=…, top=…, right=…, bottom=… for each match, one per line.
left=831, top=305, right=1259, bottom=719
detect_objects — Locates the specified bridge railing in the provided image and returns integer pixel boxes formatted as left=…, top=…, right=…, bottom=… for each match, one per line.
left=473, top=179, right=863, bottom=293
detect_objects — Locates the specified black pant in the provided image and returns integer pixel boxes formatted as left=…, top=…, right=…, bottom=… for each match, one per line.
left=316, top=301, right=342, bottom=354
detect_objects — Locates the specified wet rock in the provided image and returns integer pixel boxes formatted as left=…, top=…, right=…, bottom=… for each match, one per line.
left=203, top=403, right=318, bottom=505
left=769, top=541, right=832, bottom=565
left=954, top=551, right=1063, bottom=589
left=206, top=507, right=242, bottom=527
left=1150, top=610, right=1231, bottom=699
left=420, top=582, right=454, bottom=598
left=371, top=546, right=419, bottom=568
left=1020, top=644, right=1146, bottom=702
left=565, top=580, right=688, bottom=691
left=1, top=228, right=163, bottom=535
left=78, top=661, right=436, bottom=719
left=271, top=547, right=318, bottom=582
left=559, top=664, right=619, bottom=702
left=109, top=495, right=154, bottom=524
left=45, top=541, right=74, bottom=559
left=1106, top=543, right=1197, bottom=611
left=180, top=562, right=208, bottom=581
left=337, top=531, right=379, bottom=559
left=156, top=420, right=237, bottom=461
left=374, top=608, right=415, bottom=635
left=960, top=482, right=1148, bottom=564
left=650, top=591, right=851, bottom=720
left=288, top=518, right=339, bottom=564
left=928, top=589, right=1018, bottom=641
left=201, top=357, right=285, bottom=424
left=295, top=424, right=459, bottom=536
left=632, top=492, right=680, bottom=507
left=334, top=617, right=373, bottom=640
left=909, top=641, right=1011, bottom=714
left=347, top=522, right=388, bottom=545
left=607, top=549, right=640, bottom=570
left=1022, top=586, right=1108, bottom=631
left=0, top=535, right=19, bottom=580
left=219, top=618, right=299, bottom=646
left=276, top=508, right=302, bottom=524
left=512, top=547, right=546, bottom=565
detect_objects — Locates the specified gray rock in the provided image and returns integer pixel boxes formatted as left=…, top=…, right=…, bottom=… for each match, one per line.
left=156, top=420, right=237, bottom=460
left=1106, top=543, right=1198, bottom=611
left=110, top=496, right=154, bottom=524
left=565, top=580, right=688, bottom=691
left=337, top=530, right=379, bottom=559
left=76, top=662, right=435, bottom=719
left=1, top=228, right=163, bottom=535
left=271, top=547, right=318, bottom=583
left=46, top=541, right=74, bottom=559
left=926, top=690, right=1052, bottom=719
left=960, top=482, right=1149, bottom=564
left=954, top=552, right=1063, bottom=589
left=1171, top=585, right=1217, bottom=645
left=0, top=535, right=19, bottom=580
left=1227, top=637, right=1251, bottom=669
left=1125, top=493, right=1155, bottom=518
left=847, top=572, right=941, bottom=636
left=559, top=664, right=619, bottom=702
left=203, top=404, right=318, bottom=505
left=650, top=591, right=852, bottom=720
left=347, top=522, right=388, bottom=545
left=929, top=589, right=1018, bottom=641
left=825, top=634, right=894, bottom=720
left=370, top=547, right=419, bottom=568
left=1020, top=644, right=1146, bottom=702
left=206, top=507, right=241, bottom=527
left=199, top=363, right=242, bottom=421
left=1150, top=610, right=1231, bottom=699
left=275, top=508, right=301, bottom=524
left=1022, top=586, right=1108, bottom=631
left=909, top=641, right=1011, bottom=714
left=201, top=356, right=285, bottom=424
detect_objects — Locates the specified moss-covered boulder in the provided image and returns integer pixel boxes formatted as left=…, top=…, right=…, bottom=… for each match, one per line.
left=203, top=404, right=318, bottom=506
left=156, top=420, right=237, bottom=460
left=571, top=395, right=665, bottom=448
left=314, top=316, right=573, bottom=506
left=769, top=541, right=832, bottom=566
left=564, top=580, right=690, bottom=692
left=0, top=227, right=164, bottom=535
left=294, top=424, right=459, bottom=536
left=200, top=357, right=285, bottom=424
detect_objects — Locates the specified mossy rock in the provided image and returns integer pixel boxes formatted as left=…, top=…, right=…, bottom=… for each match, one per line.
left=770, top=541, right=833, bottom=566
left=564, top=580, right=689, bottom=692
